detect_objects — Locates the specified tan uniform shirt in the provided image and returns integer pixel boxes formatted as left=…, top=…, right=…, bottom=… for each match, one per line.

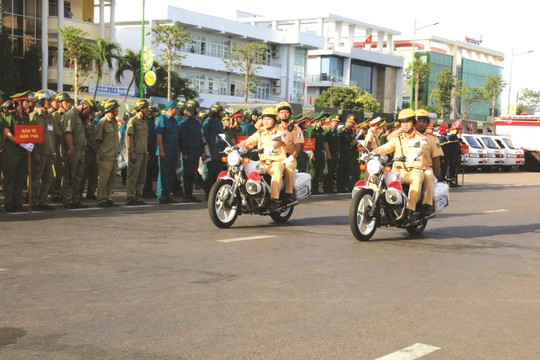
left=365, top=127, right=380, bottom=151
left=245, top=128, right=287, bottom=163
left=95, top=116, right=119, bottom=161
left=62, top=107, right=86, bottom=153
left=278, top=123, right=304, bottom=155
left=425, top=133, right=444, bottom=168
left=375, top=129, right=429, bottom=170
left=126, top=114, right=148, bottom=154
left=30, top=108, right=55, bottom=156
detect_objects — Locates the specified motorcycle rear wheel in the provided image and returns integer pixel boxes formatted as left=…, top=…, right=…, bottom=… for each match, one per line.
left=405, top=218, right=428, bottom=235
left=349, top=189, right=377, bottom=241
left=270, top=205, right=294, bottom=223
left=208, top=179, right=239, bottom=228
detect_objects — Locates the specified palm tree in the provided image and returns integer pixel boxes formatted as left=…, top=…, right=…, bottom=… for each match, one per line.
left=91, top=38, right=122, bottom=100
left=115, top=49, right=141, bottom=103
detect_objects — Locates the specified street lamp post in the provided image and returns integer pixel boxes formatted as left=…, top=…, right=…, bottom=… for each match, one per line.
left=409, top=19, right=438, bottom=110
left=506, top=48, right=533, bottom=115
left=140, top=0, right=146, bottom=99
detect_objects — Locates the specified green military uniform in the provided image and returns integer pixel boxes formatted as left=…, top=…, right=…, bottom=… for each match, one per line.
left=336, top=126, right=356, bottom=192
left=79, top=119, right=98, bottom=199
left=225, top=126, right=242, bottom=145
left=30, top=108, right=55, bottom=207
left=61, top=107, right=87, bottom=206
left=307, top=123, right=326, bottom=194
left=126, top=113, right=148, bottom=203
left=50, top=108, right=66, bottom=200
left=2, top=111, right=30, bottom=211
left=323, top=127, right=339, bottom=193
left=296, top=126, right=309, bottom=173
left=95, top=115, right=119, bottom=206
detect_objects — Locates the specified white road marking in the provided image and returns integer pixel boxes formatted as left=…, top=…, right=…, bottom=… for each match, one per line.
left=217, top=235, right=277, bottom=243
left=68, top=207, right=98, bottom=211
left=169, top=202, right=199, bottom=206
left=123, top=205, right=154, bottom=208
left=375, top=343, right=441, bottom=360
left=483, top=209, right=509, bottom=213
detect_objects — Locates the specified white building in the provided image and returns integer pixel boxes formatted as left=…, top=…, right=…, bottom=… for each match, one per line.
left=115, top=7, right=324, bottom=107
left=238, top=14, right=405, bottom=113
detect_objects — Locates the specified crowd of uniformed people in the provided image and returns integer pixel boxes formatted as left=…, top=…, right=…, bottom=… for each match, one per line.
left=0, top=88, right=462, bottom=214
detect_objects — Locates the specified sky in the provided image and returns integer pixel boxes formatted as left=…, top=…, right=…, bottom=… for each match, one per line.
left=116, top=0, right=539, bottom=111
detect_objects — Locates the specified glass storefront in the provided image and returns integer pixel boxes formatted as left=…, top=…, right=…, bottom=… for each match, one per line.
left=2, top=0, right=42, bottom=58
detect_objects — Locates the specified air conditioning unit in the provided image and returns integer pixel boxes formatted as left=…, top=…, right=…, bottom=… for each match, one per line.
left=271, top=79, right=281, bottom=87
left=271, top=51, right=279, bottom=58
left=270, top=44, right=278, bottom=51
left=272, top=87, right=281, bottom=94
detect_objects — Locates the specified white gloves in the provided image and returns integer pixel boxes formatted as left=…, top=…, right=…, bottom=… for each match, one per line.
left=406, top=154, right=418, bottom=162
left=263, top=147, right=275, bottom=155
left=283, top=155, right=295, bottom=164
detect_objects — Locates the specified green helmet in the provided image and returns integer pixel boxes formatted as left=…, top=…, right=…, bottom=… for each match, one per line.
left=103, top=99, right=119, bottom=113
left=250, top=107, right=260, bottom=117
left=80, top=98, right=98, bottom=112
left=1, top=100, right=16, bottom=111
left=34, top=89, right=54, bottom=102
left=55, top=92, right=73, bottom=102
left=185, top=100, right=200, bottom=116
left=134, top=99, right=150, bottom=112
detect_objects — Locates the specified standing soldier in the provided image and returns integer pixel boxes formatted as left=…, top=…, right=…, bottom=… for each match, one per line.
left=240, top=107, right=258, bottom=136
left=364, top=116, right=381, bottom=151
left=178, top=100, right=204, bottom=203
left=437, top=124, right=449, bottom=181
left=94, top=99, right=120, bottom=208
left=50, top=92, right=73, bottom=202
left=336, top=115, right=356, bottom=192
left=323, top=115, right=340, bottom=193
left=29, top=90, right=56, bottom=210
left=156, top=101, right=180, bottom=204
left=143, top=106, right=159, bottom=198
left=125, top=99, right=150, bottom=205
left=202, top=103, right=225, bottom=200
left=307, top=112, right=326, bottom=195
left=276, top=101, right=303, bottom=204
left=79, top=108, right=98, bottom=201
left=2, top=96, right=30, bottom=212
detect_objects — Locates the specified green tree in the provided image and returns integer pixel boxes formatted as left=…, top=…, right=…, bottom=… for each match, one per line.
left=518, top=88, right=540, bottom=113
left=150, top=21, right=192, bottom=101
left=0, top=26, right=19, bottom=95
left=429, top=68, right=455, bottom=119
left=115, top=49, right=142, bottom=102
left=454, top=82, right=484, bottom=119
left=60, top=26, right=94, bottom=102
left=405, top=57, right=431, bottom=110
left=91, top=38, right=122, bottom=100
left=17, top=44, right=41, bottom=91
left=223, top=42, right=268, bottom=102
left=315, top=86, right=380, bottom=112
left=483, top=75, right=506, bottom=117
left=145, top=61, right=198, bottom=100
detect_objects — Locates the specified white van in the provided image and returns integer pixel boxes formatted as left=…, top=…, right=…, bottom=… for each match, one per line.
left=475, top=135, right=505, bottom=170
left=492, top=135, right=525, bottom=169
left=460, top=134, right=488, bottom=168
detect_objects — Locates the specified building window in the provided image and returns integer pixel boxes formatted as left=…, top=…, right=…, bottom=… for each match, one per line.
left=208, top=75, right=227, bottom=95
left=351, top=61, right=372, bottom=93
left=192, top=34, right=207, bottom=55
left=255, top=81, right=271, bottom=100
left=292, top=47, right=307, bottom=103
left=185, top=73, right=206, bottom=93
left=321, top=56, right=343, bottom=82
left=209, top=38, right=229, bottom=58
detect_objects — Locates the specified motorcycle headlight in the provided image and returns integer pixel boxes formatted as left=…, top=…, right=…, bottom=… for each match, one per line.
left=366, top=159, right=382, bottom=175
left=227, top=152, right=242, bottom=166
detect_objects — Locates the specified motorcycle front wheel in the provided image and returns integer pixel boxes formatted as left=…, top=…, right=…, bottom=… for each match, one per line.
left=208, top=179, right=239, bottom=228
left=270, top=205, right=294, bottom=223
left=349, top=189, right=378, bottom=241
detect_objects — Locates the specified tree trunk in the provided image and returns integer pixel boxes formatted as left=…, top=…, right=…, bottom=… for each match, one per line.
left=74, top=58, right=79, bottom=103
left=93, top=75, right=100, bottom=101
left=167, top=55, right=172, bottom=101
left=243, top=68, right=249, bottom=103
left=124, top=77, right=134, bottom=103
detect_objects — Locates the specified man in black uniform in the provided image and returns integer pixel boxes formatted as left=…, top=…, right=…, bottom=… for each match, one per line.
left=323, top=115, right=340, bottom=193
left=307, top=113, right=326, bottom=195
left=336, top=115, right=356, bottom=192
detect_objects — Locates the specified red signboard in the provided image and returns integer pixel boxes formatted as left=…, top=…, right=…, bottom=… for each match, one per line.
left=14, top=125, right=43, bottom=144
left=303, top=138, right=315, bottom=151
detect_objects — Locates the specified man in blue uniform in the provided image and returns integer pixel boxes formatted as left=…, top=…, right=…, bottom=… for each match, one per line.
left=156, top=100, right=180, bottom=204
left=202, top=103, right=225, bottom=200
left=178, top=100, right=205, bottom=203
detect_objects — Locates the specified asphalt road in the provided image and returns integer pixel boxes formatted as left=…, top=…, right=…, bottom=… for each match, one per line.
left=1, top=171, right=540, bottom=359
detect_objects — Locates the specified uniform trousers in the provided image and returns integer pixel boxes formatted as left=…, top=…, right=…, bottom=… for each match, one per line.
left=62, top=151, right=85, bottom=205
left=312, top=150, right=325, bottom=192
left=260, top=161, right=285, bottom=199
left=31, top=154, right=53, bottom=206
left=126, top=154, right=147, bottom=202
left=398, top=168, right=425, bottom=211
left=157, top=156, right=177, bottom=200
left=3, top=145, right=27, bottom=208
left=422, top=167, right=435, bottom=206
left=283, top=157, right=296, bottom=194
left=97, top=159, right=118, bottom=204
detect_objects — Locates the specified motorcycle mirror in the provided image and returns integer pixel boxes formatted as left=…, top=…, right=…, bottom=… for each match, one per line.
left=219, top=133, right=233, bottom=147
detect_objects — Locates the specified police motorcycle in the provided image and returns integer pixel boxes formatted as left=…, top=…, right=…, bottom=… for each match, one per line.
left=208, top=134, right=311, bottom=228
left=349, top=144, right=450, bottom=241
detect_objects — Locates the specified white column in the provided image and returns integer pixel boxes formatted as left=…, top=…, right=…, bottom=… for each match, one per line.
left=100, top=0, right=105, bottom=38
left=109, top=0, right=116, bottom=85
left=348, top=25, right=355, bottom=48
left=387, top=34, right=394, bottom=54
left=42, top=0, right=49, bottom=89
left=377, top=31, right=384, bottom=52
left=57, top=0, right=64, bottom=91
left=334, top=21, right=342, bottom=50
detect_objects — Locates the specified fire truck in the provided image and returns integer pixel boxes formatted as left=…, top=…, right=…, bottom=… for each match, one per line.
left=494, top=116, right=540, bottom=171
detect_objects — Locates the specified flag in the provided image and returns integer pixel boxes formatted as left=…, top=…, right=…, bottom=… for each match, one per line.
left=363, top=35, right=372, bottom=46
left=309, top=96, right=313, bottom=105
left=290, top=94, right=293, bottom=101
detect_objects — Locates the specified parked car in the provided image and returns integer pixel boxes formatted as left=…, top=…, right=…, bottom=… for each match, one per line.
left=493, top=135, right=525, bottom=170
left=475, top=135, right=505, bottom=170
left=460, top=134, right=488, bottom=169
